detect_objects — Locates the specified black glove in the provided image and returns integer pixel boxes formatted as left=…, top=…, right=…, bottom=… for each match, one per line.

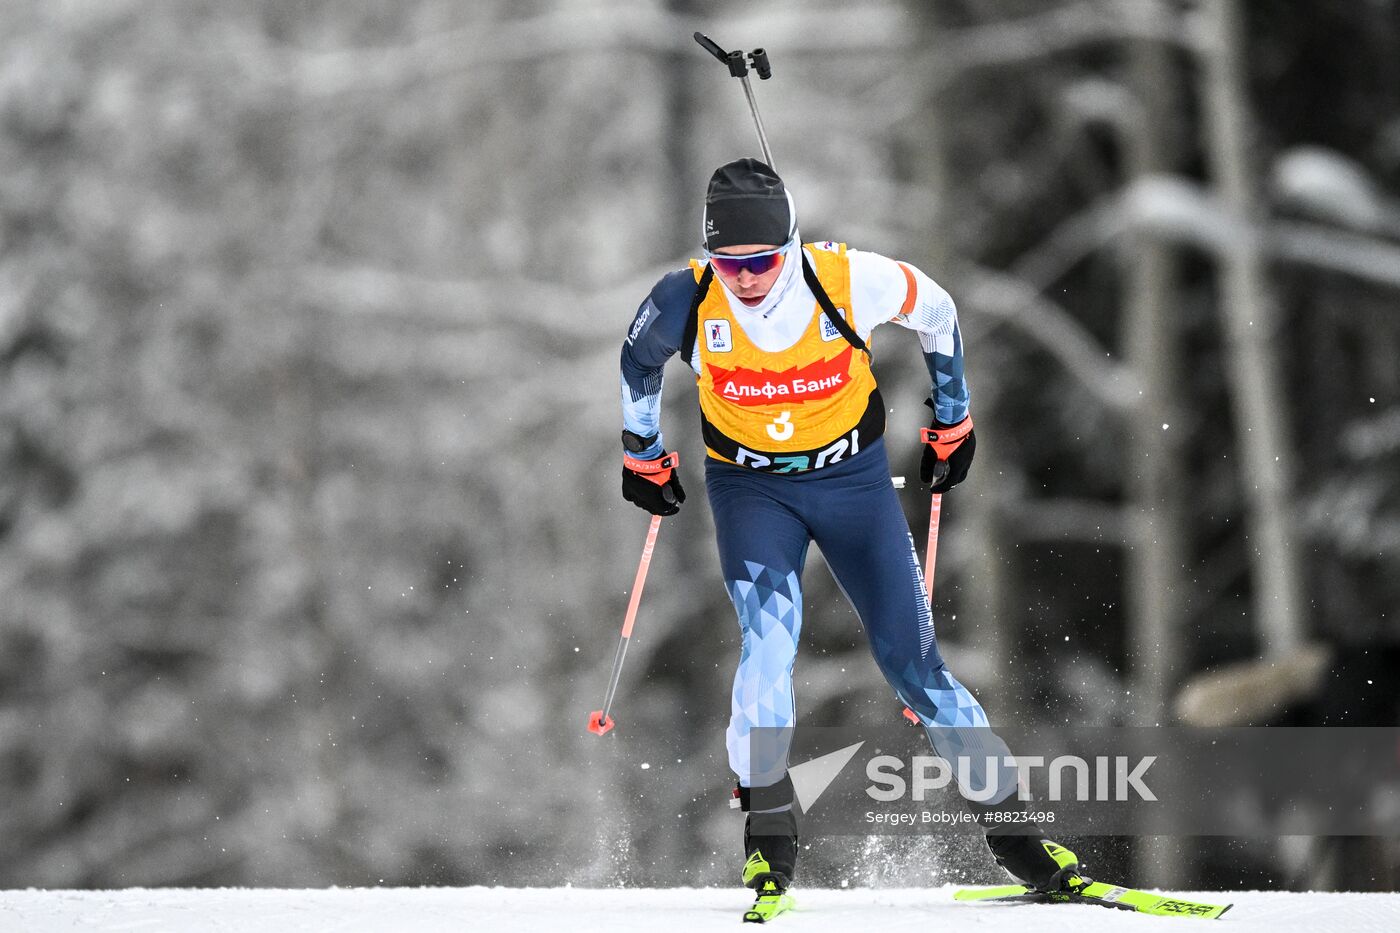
left=622, top=451, right=686, bottom=516
left=919, top=411, right=975, bottom=494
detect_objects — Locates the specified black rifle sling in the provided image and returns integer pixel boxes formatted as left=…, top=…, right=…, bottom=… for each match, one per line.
left=801, top=252, right=870, bottom=359
left=679, top=264, right=714, bottom=369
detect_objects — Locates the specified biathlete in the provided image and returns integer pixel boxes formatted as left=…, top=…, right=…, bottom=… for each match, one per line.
left=618, top=159, right=1077, bottom=918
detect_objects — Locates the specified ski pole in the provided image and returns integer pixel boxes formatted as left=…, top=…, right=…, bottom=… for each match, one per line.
left=888, top=472, right=938, bottom=598
left=920, top=455, right=951, bottom=603
left=587, top=514, right=664, bottom=736
left=903, top=460, right=950, bottom=726
left=925, top=491, right=944, bottom=604
left=694, top=32, right=777, bottom=169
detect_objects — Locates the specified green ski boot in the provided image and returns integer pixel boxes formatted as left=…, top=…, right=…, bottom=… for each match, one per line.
left=740, top=808, right=798, bottom=923
left=987, top=835, right=1080, bottom=892
left=741, top=850, right=795, bottom=923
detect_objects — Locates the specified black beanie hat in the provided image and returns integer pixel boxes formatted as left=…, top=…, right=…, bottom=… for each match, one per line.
left=703, top=158, right=793, bottom=250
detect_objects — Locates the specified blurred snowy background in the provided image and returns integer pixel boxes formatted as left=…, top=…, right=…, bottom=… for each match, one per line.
left=0, top=0, right=1397, bottom=893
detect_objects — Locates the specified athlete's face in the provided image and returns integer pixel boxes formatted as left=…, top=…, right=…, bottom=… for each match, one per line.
left=711, top=243, right=784, bottom=306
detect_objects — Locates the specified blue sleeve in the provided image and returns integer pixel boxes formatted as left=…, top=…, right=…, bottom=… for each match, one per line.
left=619, top=269, right=699, bottom=458
left=924, top=318, right=970, bottom=425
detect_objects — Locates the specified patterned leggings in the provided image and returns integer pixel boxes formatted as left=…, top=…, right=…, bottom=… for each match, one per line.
left=705, top=438, right=1016, bottom=804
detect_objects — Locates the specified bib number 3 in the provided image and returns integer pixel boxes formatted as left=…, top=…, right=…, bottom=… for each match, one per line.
left=766, top=411, right=794, bottom=442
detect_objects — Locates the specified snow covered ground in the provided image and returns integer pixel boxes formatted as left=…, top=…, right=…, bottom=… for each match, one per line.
left=2, top=886, right=1399, bottom=932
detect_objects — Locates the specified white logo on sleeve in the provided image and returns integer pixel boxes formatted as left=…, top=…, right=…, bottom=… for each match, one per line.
left=705, top=319, right=733, bottom=352
left=766, top=411, right=794, bottom=441
left=627, top=304, right=652, bottom=345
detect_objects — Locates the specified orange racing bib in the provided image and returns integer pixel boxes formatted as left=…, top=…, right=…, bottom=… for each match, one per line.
left=693, top=243, right=883, bottom=472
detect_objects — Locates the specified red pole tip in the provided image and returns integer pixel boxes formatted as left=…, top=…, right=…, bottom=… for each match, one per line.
left=902, top=707, right=920, bottom=725
left=587, top=711, right=615, bottom=735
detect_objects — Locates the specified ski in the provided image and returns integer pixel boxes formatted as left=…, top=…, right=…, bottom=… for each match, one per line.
left=954, top=876, right=1232, bottom=919
left=954, top=883, right=1044, bottom=903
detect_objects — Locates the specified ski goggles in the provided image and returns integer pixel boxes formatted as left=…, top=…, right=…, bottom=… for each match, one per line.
left=704, top=244, right=786, bottom=278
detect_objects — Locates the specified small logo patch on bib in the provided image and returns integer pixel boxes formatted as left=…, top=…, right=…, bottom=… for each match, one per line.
left=705, top=319, right=733, bottom=352
left=820, top=309, right=848, bottom=342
